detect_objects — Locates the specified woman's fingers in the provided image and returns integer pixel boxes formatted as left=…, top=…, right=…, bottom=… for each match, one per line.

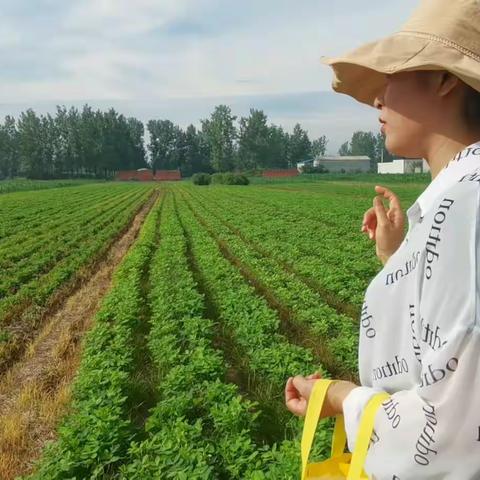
left=285, top=377, right=306, bottom=416
left=375, top=185, right=405, bottom=229
left=375, top=185, right=402, bottom=211
left=362, top=207, right=377, bottom=239
left=293, top=375, right=317, bottom=402
left=285, top=377, right=298, bottom=404
left=362, top=207, right=375, bottom=228
left=373, top=196, right=389, bottom=227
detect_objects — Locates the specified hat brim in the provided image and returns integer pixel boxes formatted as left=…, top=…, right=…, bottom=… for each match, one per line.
left=321, top=31, right=480, bottom=107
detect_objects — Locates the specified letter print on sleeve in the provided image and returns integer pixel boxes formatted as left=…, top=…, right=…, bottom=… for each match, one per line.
left=361, top=302, right=376, bottom=339
left=425, top=198, right=455, bottom=281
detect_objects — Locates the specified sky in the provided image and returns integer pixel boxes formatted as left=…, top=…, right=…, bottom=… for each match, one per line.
left=0, top=0, right=419, bottom=153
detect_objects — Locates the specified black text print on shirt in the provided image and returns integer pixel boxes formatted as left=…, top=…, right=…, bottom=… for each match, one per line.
left=361, top=302, right=376, bottom=339
left=385, top=251, right=421, bottom=286
left=414, top=403, right=438, bottom=466
left=425, top=198, right=455, bottom=280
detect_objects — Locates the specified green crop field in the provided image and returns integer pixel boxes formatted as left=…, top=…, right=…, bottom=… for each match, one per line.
left=0, top=177, right=429, bottom=479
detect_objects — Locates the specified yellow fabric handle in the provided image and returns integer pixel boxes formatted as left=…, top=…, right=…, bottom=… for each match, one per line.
left=347, top=391, right=390, bottom=479
left=301, top=379, right=337, bottom=479
left=301, top=379, right=390, bottom=480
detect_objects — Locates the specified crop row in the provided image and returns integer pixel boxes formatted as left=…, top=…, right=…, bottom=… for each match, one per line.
left=183, top=185, right=375, bottom=307
left=0, top=187, right=151, bottom=324
left=119, top=192, right=270, bottom=479
left=24, top=194, right=163, bottom=480
left=0, top=179, right=92, bottom=195
left=0, top=183, right=136, bottom=240
left=23, top=184, right=350, bottom=478
left=0, top=188, right=146, bottom=279
left=173, top=193, right=336, bottom=477
left=0, top=186, right=140, bottom=261
left=178, top=189, right=359, bottom=378
left=176, top=194, right=322, bottom=389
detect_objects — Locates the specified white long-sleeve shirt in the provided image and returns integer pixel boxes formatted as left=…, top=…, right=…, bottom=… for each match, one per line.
left=342, top=141, right=480, bottom=480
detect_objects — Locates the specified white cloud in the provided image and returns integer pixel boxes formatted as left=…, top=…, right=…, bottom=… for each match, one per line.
left=63, top=0, right=193, bottom=36
left=0, top=0, right=417, bottom=146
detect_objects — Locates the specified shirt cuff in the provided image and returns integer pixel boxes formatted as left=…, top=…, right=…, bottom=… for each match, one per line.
left=342, top=386, right=385, bottom=453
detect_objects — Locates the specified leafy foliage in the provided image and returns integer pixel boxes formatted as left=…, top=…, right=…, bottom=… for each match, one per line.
left=192, top=172, right=212, bottom=185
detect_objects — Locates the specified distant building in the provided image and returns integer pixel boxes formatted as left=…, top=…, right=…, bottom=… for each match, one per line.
left=115, top=168, right=182, bottom=181
left=377, top=159, right=430, bottom=174
left=262, top=168, right=299, bottom=178
left=297, top=155, right=371, bottom=173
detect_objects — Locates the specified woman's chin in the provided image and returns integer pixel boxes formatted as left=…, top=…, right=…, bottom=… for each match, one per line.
left=385, top=135, right=412, bottom=158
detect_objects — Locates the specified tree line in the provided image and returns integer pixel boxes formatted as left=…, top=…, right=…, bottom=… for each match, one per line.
left=147, top=105, right=328, bottom=177
left=0, top=106, right=146, bottom=179
left=0, top=103, right=391, bottom=179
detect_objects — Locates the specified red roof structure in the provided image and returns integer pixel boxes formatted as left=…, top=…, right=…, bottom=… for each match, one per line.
left=262, top=168, right=299, bottom=178
left=153, top=170, right=182, bottom=181
left=115, top=169, right=181, bottom=181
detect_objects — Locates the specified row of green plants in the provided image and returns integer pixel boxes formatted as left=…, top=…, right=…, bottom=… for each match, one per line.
left=24, top=195, right=163, bottom=480
left=24, top=190, right=332, bottom=478
left=0, top=186, right=137, bottom=255
left=118, top=192, right=269, bottom=478
left=176, top=194, right=322, bottom=387
left=0, top=179, right=99, bottom=194
left=0, top=188, right=145, bottom=278
left=175, top=194, right=337, bottom=477
left=0, top=184, right=123, bottom=240
left=0, top=187, right=151, bottom=325
left=186, top=184, right=379, bottom=307
left=179, top=188, right=359, bottom=376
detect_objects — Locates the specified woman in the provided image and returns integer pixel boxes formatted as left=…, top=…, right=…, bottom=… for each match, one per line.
left=285, top=0, right=480, bottom=478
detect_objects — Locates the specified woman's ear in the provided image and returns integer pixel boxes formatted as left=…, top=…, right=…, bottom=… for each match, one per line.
left=437, top=71, right=460, bottom=97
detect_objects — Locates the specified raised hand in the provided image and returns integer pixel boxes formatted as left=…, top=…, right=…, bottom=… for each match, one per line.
left=361, top=185, right=406, bottom=264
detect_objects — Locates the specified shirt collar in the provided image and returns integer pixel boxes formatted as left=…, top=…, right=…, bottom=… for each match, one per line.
left=406, top=140, right=480, bottom=225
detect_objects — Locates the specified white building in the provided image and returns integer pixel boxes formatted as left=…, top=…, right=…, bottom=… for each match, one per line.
left=297, top=155, right=371, bottom=173
left=377, top=158, right=430, bottom=174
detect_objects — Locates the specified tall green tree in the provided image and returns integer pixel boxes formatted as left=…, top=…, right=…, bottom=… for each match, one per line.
left=126, top=118, right=147, bottom=170
left=310, top=135, right=328, bottom=158
left=287, top=123, right=311, bottom=167
left=266, top=124, right=289, bottom=168
left=338, top=141, right=350, bottom=156
left=179, top=125, right=211, bottom=176
left=338, top=131, right=379, bottom=171
left=237, top=109, right=270, bottom=170
left=147, top=119, right=178, bottom=172
left=0, top=116, right=18, bottom=178
left=17, top=109, right=44, bottom=178
left=201, top=105, right=237, bottom=172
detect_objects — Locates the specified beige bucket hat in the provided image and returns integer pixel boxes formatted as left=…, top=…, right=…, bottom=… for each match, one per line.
left=321, top=0, right=480, bottom=107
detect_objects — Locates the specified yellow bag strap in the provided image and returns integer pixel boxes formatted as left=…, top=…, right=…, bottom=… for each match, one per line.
left=347, top=391, right=390, bottom=479
left=301, top=379, right=390, bottom=480
left=301, top=379, right=339, bottom=480
left=331, top=413, right=347, bottom=457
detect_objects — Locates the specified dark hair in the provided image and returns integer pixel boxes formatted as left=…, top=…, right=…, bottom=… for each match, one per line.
left=464, top=84, right=480, bottom=129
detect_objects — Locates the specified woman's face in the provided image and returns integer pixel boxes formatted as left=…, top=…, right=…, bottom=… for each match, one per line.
left=374, top=70, right=443, bottom=158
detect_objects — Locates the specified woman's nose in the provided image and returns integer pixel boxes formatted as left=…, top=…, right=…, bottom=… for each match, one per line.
left=374, top=95, right=384, bottom=110
left=374, top=80, right=388, bottom=109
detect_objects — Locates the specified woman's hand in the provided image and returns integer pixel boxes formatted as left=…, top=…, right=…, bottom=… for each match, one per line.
left=285, top=373, right=323, bottom=417
left=361, top=185, right=406, bottom=265
left=285, top=373, right=358, bottom=418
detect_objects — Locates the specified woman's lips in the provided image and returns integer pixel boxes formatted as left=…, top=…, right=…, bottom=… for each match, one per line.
left=379, top=118, right=387, bottom=133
